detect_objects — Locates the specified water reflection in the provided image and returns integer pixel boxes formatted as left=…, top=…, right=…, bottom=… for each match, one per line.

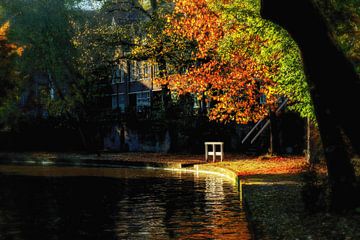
left=0, top=165, right=250, bottom=239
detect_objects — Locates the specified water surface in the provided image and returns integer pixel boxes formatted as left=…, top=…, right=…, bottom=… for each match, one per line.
left=0, top=165, right=251, bottom=239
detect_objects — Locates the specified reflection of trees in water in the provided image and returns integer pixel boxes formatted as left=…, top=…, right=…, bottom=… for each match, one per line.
left=115, top=194, right=168, bottom=238
left=205, top=176, right=225, bottom=203
left=0, top=168, right=250, bottom=239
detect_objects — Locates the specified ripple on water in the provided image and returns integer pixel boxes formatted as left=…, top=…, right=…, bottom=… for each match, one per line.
left=0, top=165, right=251, bottom=239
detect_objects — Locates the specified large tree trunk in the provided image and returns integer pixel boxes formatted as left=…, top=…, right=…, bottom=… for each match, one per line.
left=306, top=117, right=311, bottom=163
left=261, top=0, right=359, bottom=211
left=307, top=118, right=325, bottom=165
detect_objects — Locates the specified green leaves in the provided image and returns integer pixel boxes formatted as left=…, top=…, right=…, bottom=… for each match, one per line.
left=311, top=0, right=360, bottom=75
left=1, top=0, right=80, bottom=96
left=212, top=0, right=314, bottom=121
left=159, top=0, right=315, bottom=123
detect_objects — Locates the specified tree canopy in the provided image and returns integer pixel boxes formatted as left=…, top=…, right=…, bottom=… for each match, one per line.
left=312, top=0, right=360, bottom=74
left=152, top=0, right=313, bottom=124
left=0, top=20, right=23, bottom=125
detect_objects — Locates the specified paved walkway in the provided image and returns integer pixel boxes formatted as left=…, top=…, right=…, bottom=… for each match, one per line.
left=0, top=152, right=308, bottom=178
left=0, top=152, right=206, bottom=168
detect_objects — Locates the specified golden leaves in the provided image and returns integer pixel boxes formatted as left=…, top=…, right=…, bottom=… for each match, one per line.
left=165, top=0, right=223, bottom=59
left=0, top=20, right=9, bottom=31
left=0, top=21, right=10, bottom=40
left=222, top=156, right=307, bottom=176
left=157, top=0, right=281, bottom=124
left=0, top=21, right=24, bottom=57
left=160, top=54, right=275, bottom=124
left=16, top=47, right=24, bottom=56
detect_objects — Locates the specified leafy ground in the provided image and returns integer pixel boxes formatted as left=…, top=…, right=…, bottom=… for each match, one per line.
left=210, top=156, right=360, bottom=240
left=244, top=183, right=360, bottom=240
left=208, top=155, right=307, bottom=177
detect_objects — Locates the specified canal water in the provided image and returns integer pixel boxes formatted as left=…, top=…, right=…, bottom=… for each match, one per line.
left=0, top=165, right=251, bottom=239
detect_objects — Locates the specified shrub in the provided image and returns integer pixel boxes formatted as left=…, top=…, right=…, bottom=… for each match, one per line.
left=301, top=165, right=328, bottom=213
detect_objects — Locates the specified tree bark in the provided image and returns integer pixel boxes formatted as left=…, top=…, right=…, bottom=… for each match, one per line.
left=157, top=55, right=171, bottom=111
left=306, top=117, right=311, bottom=163
left=269, top=111, right=280, bottom=156
left=261, top=0, right=359, bottom=211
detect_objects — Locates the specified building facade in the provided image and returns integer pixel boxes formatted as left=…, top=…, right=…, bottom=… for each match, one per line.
left=110, top=59, right=161, bottom=114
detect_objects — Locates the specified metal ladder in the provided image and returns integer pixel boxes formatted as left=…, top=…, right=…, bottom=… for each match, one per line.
left=242, top=98, right=288, bottom=145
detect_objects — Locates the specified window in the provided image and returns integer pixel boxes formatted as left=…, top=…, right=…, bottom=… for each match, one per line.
left=137, top=62, right=143, bottom=80
left=260, top=94, right=266, bottom=105
left=120, top=63, right=125, bottom=82
left=115, top=67, right=121, bottom=79
left=112, top=64, right=124, bottom=84
left=130, top=61, right=138, bottom=81
left=130, top=61, right=152, bottom=81
left=112, top=94, right=125, bottom=111
left=137, top=91, right=150, bottom=107
left=193, top=94, right=210, bottom=109
left=193, top=94, right=200, bottom=109
left=154, top=64, right=160, bottom=78
left=142, top=63, right=150, bottom=80
left=206, top=98, right=211, bottom=108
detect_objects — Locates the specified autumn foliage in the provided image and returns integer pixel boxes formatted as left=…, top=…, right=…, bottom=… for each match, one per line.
left=157, top=0, right=278, bottom=124
left=166, top=0, right=224, bottom=59
left=214, top=155, right=307, bottom=176
left=0, top=20, right=23, bottom=110
left=0, top=21, right=23, bottom=57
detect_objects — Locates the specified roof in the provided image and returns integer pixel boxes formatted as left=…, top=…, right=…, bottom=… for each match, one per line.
left=105, top=0, right=150, bottom=25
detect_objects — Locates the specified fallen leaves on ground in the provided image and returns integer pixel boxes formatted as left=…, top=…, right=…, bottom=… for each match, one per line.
left=210, top=156, right=307, bottom=177
left=245, top=184, right=360, bottom=240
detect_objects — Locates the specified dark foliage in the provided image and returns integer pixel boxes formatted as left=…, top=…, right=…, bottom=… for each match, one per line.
left=301, top=166, right=328, bottom=213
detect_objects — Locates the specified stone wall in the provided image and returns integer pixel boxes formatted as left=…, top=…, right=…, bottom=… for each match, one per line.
left=104, top=124, right=171, bottom=153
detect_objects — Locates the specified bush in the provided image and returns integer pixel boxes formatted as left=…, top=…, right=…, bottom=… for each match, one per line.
left=301, top=165, right=328, bottom=213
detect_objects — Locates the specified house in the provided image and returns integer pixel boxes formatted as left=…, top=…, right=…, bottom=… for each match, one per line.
left=19, top=72, right=56, bottom=118
left=103, top=0, right=172, bottom=151
left=110, top=58, right=162, bottom=114
left=103, top=1, right=306, bottom=154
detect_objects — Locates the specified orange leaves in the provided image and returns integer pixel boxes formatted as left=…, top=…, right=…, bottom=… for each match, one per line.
left=166, top=0, right=223, bottom=59
left=16, top=46, right=24, bottom=56
left=0, top=21, right=24, bottom=57
left=216, top=156, right=307, bottom=176
left=160, top=54, right=275, bottom=124
left=0, top=21, right=11, bottom=36
left=159, top=0, right=280, bottom=124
